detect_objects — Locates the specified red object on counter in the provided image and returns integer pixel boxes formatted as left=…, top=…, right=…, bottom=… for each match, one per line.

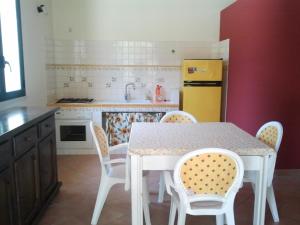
left=155, top=85, right=162, bottom=102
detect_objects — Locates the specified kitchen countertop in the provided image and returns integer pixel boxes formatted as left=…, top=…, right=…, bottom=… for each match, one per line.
left=0, top=106, right=58, bottom=138
left=47, top=100, right=179, bottom=108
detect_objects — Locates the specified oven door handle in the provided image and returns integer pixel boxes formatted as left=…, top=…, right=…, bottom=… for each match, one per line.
left=56, top=119, right=91, bottom=124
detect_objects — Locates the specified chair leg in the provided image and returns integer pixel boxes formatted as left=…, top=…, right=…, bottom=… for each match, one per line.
left=168, top=198, right=177, bottom=225
left=157, top=172, right=165, bottom=203
left=177, top=206, right=186, bottom=225
left=251, top=182, right=256, bottom=193
left=143, top=200, right=151, bottom=225
left=225, top=209, right=235, bottom=225
left=143, top=177, right=151, bottom=204
left=143, top=178, right=152, bottom=225
left=267, top=185, right=279, bottom=222
left=91, top=178, right=113, bottom=225
left=216, top=214, right=224, bottom=225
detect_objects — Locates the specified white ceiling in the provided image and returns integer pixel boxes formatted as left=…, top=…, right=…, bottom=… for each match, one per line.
left=132, top=0, right=236, bottom=10
left=208, top=0, right=236, bottom=10
left=86, top=0, right=236, bottom=11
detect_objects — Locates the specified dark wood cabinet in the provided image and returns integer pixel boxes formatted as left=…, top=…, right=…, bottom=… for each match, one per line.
left=15, top=148, right=40, bottom=225
left=0, top=168, right=15, bottom=225
left=39, top=116, right=55, bottom=140
left=39, top=134, right=57, bottom=202
left=14, top=127, right=38, bottom=157
left=0, top=107, right=60, bottom=225
left=0, top=141, right=11, bottom=170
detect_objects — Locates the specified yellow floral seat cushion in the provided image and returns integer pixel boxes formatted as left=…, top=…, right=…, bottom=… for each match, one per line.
left=94, top=125, right=109, bottom=157
left=257, top=126, right=278, bottom=149
left=180, top=153, right=237, bottom=196
left=163, top=114, right=194, bottom=123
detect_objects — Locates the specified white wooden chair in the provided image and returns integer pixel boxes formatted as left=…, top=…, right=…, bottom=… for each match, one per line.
left=244, top=121, right=283, bottom=222
left=164, top=148, right=244, bottom=225
left=90, top=121, right=151, bottom=225
left=158, top=111, right=198, bottom=203
left=160, top=110, right=198, bottom=123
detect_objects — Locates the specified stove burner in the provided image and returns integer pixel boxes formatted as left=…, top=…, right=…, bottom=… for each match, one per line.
left=56, top=98, right=94, bottom=103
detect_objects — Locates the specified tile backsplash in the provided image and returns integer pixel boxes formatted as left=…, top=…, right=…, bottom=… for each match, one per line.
left=46, top=39, right=221, bottom=103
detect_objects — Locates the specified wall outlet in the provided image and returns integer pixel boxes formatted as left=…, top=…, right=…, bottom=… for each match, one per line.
left=88, top=82, right=93, bottom=88
left=75, top=76, right=81, bottom=82
left=105, top=82, right=112, bottom=88
left=156, top=77, right=165, bottom=83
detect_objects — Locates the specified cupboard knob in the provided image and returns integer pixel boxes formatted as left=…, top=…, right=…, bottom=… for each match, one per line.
left=24, top=137, right=32, bottom=142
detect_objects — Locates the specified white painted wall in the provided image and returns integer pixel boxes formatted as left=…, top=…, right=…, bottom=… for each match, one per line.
left=0, top=0, right=53, bottom=110
left=0, top=0, right=235, bottom=109
left=51, top=0, right=229, bottom=41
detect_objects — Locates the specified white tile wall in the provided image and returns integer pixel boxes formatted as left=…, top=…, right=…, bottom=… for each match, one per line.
left=45, top=38, right=56, bottom=103
left=46, top=39, right=223, bottom=102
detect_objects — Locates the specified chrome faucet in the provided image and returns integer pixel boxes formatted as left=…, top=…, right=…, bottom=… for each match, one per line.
left=125, top=82, right=135, bottom=101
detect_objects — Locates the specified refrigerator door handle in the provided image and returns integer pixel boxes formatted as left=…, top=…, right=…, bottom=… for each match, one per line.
left=184, top=81, right=222, bottom=87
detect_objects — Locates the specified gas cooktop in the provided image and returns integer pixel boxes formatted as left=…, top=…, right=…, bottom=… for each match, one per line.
left=56, top=98, right=94, bottom=103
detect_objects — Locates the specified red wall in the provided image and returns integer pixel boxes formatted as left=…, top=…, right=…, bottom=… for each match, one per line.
left=220, top=0, right=300, bottom=168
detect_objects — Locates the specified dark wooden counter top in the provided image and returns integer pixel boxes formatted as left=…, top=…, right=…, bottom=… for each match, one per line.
left=0, top=106, right=58, bottom=140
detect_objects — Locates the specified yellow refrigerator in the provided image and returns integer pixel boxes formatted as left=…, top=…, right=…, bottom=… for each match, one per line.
left=182, top=59, right=222, bottom=122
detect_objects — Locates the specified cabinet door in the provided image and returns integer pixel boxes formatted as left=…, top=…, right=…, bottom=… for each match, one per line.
left=0, top=168, right=15, bottom=225
left=15, top=148, right=40, bottom=225
left=39, top=133, right=57, bottom=202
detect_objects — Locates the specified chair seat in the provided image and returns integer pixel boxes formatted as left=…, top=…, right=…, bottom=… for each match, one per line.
left=109, top=164, right=126, bottom=179
left=243, top=171, right=257, bottom=183
left=109, top=163, right=149, bottom=179
left=190, top=201, right=223, bottom=210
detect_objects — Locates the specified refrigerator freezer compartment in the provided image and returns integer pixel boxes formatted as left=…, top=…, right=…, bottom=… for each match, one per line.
left=182, top=59, right=223, bottom=82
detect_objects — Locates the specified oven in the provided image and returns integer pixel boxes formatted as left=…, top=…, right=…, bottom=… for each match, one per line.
left=55, top=110, right=93, bottom=149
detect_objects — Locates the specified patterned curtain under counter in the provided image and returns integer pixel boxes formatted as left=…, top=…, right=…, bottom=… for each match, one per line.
left=102, top=112, right=165, bottom=146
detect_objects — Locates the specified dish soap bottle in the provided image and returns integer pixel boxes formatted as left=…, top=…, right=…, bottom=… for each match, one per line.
left=155, top=85, right=162, bottom=102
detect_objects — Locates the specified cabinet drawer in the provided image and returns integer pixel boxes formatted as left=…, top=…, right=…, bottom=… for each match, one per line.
left=39, top=116, right=55, bottom=139
left=0, top=141, right=12, bottom=169
left=14, top=126, right=37, bottom=157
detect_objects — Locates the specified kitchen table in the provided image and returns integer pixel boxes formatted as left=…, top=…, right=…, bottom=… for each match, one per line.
left=128, top=122, right=274, bottom=225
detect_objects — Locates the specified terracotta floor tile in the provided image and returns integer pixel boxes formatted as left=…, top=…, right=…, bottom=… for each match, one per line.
left=38, top=155, right=300, bottom=225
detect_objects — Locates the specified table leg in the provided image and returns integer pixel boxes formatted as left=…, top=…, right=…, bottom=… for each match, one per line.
left=253, top=155, right=269, bottom=225
left=131, top=155, right=143, bottom=225
left=259, top=155, right=269, bottom=225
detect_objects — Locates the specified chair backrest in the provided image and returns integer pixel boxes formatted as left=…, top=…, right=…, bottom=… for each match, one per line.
left=173, top=148, right=244, bottom=210
left=160, top=111, right=197, bottom=123
left=256, top=121, right=283, bottom=152
left=90, top=121, right=110, bottom=173
left=256, top=121, right=283, bottom=185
